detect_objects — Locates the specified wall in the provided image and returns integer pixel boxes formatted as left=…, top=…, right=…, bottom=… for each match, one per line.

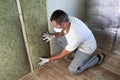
left=114, top=17, right=120, bottom=55
left=47, top=0, right=85, bottom=55
left=0, top=0, right=50, bottom=79
left=47, top=0, right=120, bottom=55
left=85, top=0, right=120, bottom=54
left=0, top=0, right=30, bottom=80
left=20, top=0, right=50, bottom=69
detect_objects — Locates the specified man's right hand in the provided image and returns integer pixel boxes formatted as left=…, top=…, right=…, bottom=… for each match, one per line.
left=42, top=31, right=55, bottom=42
left=38, top=57, right=49, bottom=67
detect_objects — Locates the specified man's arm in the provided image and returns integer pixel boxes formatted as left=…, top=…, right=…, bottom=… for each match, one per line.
left=38, top=49, right=71, bottom=66
left=49, top=49, right=71, bottom=62
left=42, top=30, right=65, bottom=42
left=49, top=30, right=65, bottom=38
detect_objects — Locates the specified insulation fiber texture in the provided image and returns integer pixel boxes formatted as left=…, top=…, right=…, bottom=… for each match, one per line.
left=20, top=0, right=50, bottom=69
left=0, top=0, right=30, bottom=80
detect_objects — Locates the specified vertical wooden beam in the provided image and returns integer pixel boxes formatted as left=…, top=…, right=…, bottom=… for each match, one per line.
left=16, top=0, right=33, bottom=72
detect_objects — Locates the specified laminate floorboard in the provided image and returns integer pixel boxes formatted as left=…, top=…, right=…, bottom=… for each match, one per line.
left=20, top=49, right=120, bottom=80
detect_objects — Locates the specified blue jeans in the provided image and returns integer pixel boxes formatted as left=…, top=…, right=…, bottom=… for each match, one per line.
left=57, top=36, right=99, bottom=75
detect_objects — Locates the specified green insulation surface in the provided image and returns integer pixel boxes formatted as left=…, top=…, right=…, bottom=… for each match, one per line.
left=0, top=0, right=30, bottom=80
left=21, top=0, right=50, bottom=69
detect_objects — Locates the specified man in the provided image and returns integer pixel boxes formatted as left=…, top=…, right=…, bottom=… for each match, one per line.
left=38, top=10, right=105, bottom=75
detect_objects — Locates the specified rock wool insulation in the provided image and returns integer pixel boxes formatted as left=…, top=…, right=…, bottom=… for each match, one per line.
left=0, top=0, right=30, bottom=80
left=20, top=0, right=50, bottom=69
left=0, top=0, right=50, bottom=80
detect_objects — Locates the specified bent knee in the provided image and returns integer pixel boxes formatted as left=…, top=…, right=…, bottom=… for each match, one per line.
left=68, top=65, right=78, bottom=75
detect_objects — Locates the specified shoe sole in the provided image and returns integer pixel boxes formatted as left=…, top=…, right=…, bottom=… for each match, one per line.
left=97, top=53, right=105, bottom=65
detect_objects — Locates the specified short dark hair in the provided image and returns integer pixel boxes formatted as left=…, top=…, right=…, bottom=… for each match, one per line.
left=50, top=10, right=69, bottom=24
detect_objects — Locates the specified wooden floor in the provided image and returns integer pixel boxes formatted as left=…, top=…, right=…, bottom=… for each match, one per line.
left=20, top=49, right=120, bottom=80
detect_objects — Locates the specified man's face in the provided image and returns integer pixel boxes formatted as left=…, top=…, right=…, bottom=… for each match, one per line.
left=51, top=20, right=63, bottom=29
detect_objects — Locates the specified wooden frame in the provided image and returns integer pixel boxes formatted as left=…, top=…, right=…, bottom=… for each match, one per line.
left=16, top=0, right=33, bottom=72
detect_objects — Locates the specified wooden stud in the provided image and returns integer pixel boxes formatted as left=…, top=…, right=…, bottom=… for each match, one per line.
left=16, top=0, right=33, bottom=72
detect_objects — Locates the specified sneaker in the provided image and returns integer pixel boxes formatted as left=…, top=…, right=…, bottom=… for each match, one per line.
left=96, top=53, right=105, bottom=65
